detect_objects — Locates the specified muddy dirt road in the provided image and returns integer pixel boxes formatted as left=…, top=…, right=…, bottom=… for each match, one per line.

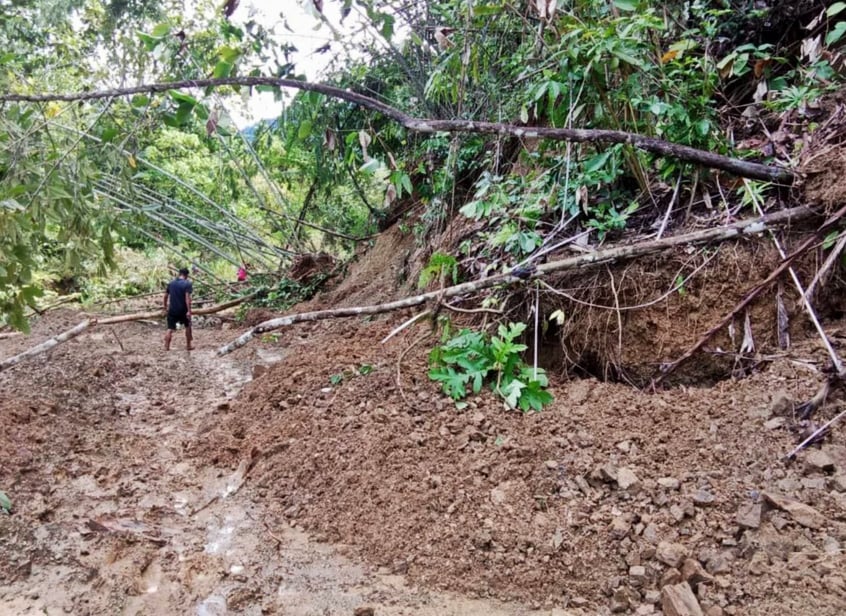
left=0, top=312, right=543, bottom=616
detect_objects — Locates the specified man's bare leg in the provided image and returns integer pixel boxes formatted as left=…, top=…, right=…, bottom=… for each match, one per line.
left=164, top=329, right=173, bottom=351
left=185, top=326, right=193, bottom=351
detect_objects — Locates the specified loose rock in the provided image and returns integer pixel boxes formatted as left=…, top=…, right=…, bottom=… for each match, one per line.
left=661, top=581, right=704, bottom=616
left=617, top=467, right=640, bottom=491
left=693, top=488, right=716, bottom=507
left=805, top=449, right=836, bottom=473
left=735, top=503, right=761, bottom=529
left=762, top=491, right=827, bottom=529
left=656, top=542, right=689, bottom=568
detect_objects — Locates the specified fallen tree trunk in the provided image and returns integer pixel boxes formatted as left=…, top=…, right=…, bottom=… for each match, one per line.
left=0, top=319, right=93, bottom=372
left=1, top=77, right=792, bottom=183
left=0, top=294, right=257, bottom=371
left=217, top=206, right=815, bottom=356
left=94, top=292, right=256, bottom=325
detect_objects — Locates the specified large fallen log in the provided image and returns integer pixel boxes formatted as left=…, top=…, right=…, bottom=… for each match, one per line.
left=217, top=206, right=815, bottom=356
left=1, top=77, right=792, bottom=183
left=0, top=319, right=94, bottom=372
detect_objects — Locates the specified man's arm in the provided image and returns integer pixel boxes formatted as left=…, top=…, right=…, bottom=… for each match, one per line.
left=163, top=285, right=169, bottom=312
left=185, top=290, right=192, bottom=317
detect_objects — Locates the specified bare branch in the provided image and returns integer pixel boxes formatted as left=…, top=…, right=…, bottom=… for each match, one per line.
left=2, top=77, right=792, bottom=183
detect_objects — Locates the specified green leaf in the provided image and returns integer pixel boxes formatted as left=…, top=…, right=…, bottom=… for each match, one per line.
left=613, top=0, right=638, bottom=11
left=213, top=60, right=233, bottom=79
left=297, top=120, right=313, bottom=140
left=0, top=490, right=10, bottom=513
left=583, top=151, right=612, bottom=174
left=219, top=46, right=241, bottom=63
left=130, top=95, right=150, bottom=108
left=400, top=173, right=413, bottom=197
left=473, top=4, right=504, bottom=16
left=826, top=22, right=846, bottom=46
left=169, top=90, right=197, bottom=106
left=827, top=2, right=846, bottom=17
left=150, top=23, right=171, bottom=38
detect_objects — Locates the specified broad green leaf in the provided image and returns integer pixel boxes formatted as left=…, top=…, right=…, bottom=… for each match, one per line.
left=169, top=90, right=197, bottom=106
left=583, top=151, right=612, bottom=174
left=297, top=120, right=312, bottom=140
left=826, top=22, right=846, bottom=46
left=130, top=95, right=149, bottom=108
left=213, top=61, right=233, bottom=79
left=827, top=2, right=846, bottom=17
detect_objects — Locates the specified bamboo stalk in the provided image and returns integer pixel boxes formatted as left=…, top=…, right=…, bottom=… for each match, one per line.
left=0, top=320, right=94, bottom=372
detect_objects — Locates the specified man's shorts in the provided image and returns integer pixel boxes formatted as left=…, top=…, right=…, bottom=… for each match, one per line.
left=167, top=312, right=191, bottom=330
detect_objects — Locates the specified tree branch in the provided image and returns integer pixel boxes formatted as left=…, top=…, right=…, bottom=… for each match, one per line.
left=217, top=206, right=814, bottom=356
left=2, top=77, right=792, bottom=183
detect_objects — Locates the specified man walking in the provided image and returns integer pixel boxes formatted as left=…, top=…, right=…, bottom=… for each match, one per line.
left=164, top=267, right=193, bottom=351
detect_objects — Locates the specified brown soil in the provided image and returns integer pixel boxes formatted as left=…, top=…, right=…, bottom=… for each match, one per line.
left=3, top=232, right=846, bottom=616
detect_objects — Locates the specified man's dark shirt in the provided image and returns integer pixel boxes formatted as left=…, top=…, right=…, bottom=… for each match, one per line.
left=166, top=278, right=192, bottom=316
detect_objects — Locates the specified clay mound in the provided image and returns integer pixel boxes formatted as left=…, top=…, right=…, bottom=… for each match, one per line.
left=197, top=314, right=846, bottom=614
left=287, top=252, right=337, bottom=283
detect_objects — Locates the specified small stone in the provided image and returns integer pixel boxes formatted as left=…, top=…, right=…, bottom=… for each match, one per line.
left=642, top=523, right=659, bottom=544
left=802, top=477, right=826, bottom=491
left=658, top=477, right=681, bottom=490
left=354, top=608, right=375, bottom=616
left=610, top=587, right=641, bottom=613
left=597, top=464, right=619, bottom=483
left=748, top=551, right=769, bottom=576
left=656, top=542, right=689, bottom=568
left=644, top=589, right=661, bottom=604
left=693, top=489, right=716, bottom=507
left=251, top=364, right=268, bottom=379
left=635, top=605, right=656, bottom=615
left=705, top=607, right=724, bottom=616
left=763, top=417, right=785, bottom=430
left=704, top=552, right=732, bottom=575
left=545, top=460, right=559, bottom=470
left=805, top=449, right=836, bottom=473
left=670, top=505, right=687, bottom=523
left=661, top=582, right=704, bottom=616
left=617, top=440, right=632, bottom=453
left=776, top=477, right=801, bottom=493
left=735, top=503, right=762, bottom=529
left=832, top=475, right=846, bottom=492
left=610, top=516, right=632, bottom=540
left=617, top=467, right=640, bottom=491
left=822, top=535, right=841, bottom=555
left=629, top=565, right=647, bottom=585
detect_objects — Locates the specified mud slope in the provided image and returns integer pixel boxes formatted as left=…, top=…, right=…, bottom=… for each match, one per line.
left=197, top=310, right=846, bottom=615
